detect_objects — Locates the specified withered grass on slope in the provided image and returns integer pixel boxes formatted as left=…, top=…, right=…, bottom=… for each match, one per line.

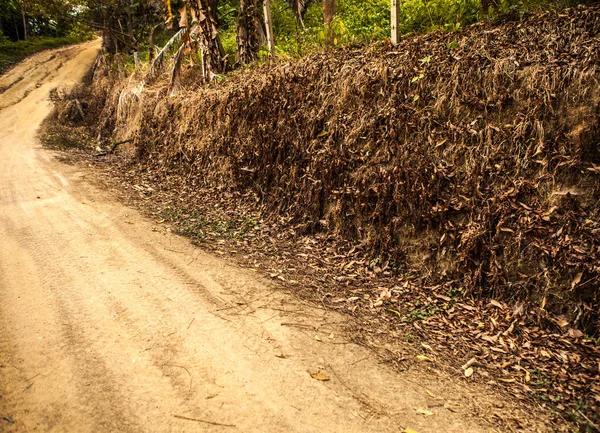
left=91, top=6, right=600, bottom=335
left=46, top=5, right=600, bottom=428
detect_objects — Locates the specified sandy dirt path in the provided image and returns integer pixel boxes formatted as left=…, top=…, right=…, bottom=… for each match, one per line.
left=0, top=41, right=495, bottom=433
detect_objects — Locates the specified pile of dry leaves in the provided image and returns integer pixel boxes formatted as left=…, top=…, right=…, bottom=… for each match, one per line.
left=45, top=4, right=600, bottom=430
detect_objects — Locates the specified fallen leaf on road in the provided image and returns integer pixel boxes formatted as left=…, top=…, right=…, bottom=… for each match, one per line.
left=415, top=408, right=434, bottom=416
left=214, top=380, right=225, bottom=388
left=416, top=355, right=433, bottom=362
left=310, top=372, right=330, bottom=381
left=464, top=367, right=474, bottom=377
left=405, top=428, right=419, bottom=433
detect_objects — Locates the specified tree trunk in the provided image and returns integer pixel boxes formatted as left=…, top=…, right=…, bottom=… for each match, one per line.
left=21, top=10, right=27, bottom=40
left=191, top=0, right=227, bottom=79
left=391, top=0, right=399, bottom=45
left=235, top=0, right=262, bottom=65
left=323, top=0, right=335, bottom=46
left=125, top=0, right=135, bottom=47
left=263, top=0, right=274, bottom=57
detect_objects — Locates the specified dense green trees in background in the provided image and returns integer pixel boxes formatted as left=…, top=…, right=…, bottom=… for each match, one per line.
left=0, top=0, right=88, bottom=41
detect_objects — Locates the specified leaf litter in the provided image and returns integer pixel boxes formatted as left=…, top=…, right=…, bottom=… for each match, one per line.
left=42, top=4, right=600, bottom=431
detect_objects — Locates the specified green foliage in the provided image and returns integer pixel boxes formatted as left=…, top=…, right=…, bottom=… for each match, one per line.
left=270, top=0, right=324, bottom=57
left=395, top=0, right=479, bottom=34
left=335, top=0, right=390, bottom=42
left=261, top=0, right=594, bottom=58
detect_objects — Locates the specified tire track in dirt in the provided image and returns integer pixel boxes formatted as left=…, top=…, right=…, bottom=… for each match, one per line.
left=0, top=45, right=83, bottom=111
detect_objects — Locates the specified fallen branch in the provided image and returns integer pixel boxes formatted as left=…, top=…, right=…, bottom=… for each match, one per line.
left=95, top=138, right=134, bottom=156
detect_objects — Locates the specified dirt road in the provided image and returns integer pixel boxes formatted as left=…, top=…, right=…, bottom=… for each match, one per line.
left=0, top=41, right=495, bottom=433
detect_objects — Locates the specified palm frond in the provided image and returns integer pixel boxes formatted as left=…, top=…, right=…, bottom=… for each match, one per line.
left=168, top=43, right=185, bottom=96
left=147, top=27, right=186, bottom=80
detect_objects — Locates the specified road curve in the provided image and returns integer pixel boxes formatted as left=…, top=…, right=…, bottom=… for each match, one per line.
left=0, top=41, right=491, bottom=433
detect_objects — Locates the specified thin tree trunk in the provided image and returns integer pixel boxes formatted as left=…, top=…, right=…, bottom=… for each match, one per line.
left=125, top=0, right=135, bottom=47
left=21, top=10, right=27, bottom=40
left=263, top=0, right=274, bottom=57
left=322, top=0, right=336, bottom=46
left=391, top=0, right=399, bottom=45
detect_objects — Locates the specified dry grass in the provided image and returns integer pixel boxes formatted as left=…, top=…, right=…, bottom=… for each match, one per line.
left=44, top=6, right=600, bottom=428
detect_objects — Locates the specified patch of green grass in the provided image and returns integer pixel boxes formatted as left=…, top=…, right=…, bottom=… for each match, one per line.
left=160, top=207, right=184, bottom=220
left=408, top=303, right=443, bottom=322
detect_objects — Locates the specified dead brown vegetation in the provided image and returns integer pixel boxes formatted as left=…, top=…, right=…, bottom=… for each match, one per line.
left=46, top=5, right=600, bottom=429
left=84, top=5, right=600, bottom=334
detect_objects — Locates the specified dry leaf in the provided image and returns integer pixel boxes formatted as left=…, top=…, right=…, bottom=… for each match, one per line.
left=464, top=367, right=474, bottom=377
left=310, top=372, right=330, bottom=381
left=415, top=408, right=434, bottom=416
left=214, top=380, right=225, bottom=388
left=405, top=428, right=420, bottom=433
left=314, top=335, right=322, bottom=342
left=275, top=353, right=288, bottom=359
left=416, top=355, right=433, bottom=362
left=498, top=378, right=516, bottom=383
left=489, top=299, right=504, bottom=309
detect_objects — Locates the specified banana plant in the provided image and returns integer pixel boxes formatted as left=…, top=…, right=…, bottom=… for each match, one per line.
left=148, top=0, right=226, bottom=91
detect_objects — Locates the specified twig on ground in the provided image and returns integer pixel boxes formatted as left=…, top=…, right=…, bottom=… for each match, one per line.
left=95, top=138, right=133, bottom=156
left=172, top=414, right=236, bottom=427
